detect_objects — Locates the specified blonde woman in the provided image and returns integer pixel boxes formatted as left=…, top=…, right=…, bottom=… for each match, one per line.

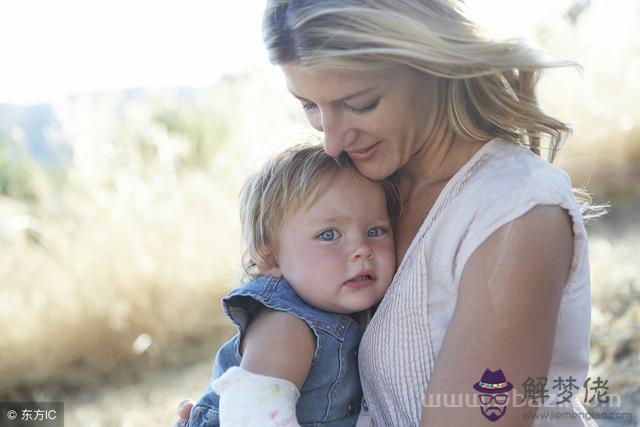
left=177, top=0, right=600, bottom=425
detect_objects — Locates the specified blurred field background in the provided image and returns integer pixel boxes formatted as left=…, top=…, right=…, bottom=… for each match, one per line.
left=0, top=0, right=639, bottom=426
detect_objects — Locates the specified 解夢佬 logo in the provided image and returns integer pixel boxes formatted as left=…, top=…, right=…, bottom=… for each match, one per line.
left=473, top=369, right=513, bottom=422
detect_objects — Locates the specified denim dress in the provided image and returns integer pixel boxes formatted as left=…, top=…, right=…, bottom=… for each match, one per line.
left=186, top=275, right=363, bottom=427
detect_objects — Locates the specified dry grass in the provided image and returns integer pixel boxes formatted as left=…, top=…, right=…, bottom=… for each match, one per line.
left=589, top=228, right=640, bottom=388
left=0, top=67, right=308, bottom=399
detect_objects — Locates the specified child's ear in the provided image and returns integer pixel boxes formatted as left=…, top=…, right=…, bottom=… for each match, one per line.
left=256, top=245, right=282, bottom=278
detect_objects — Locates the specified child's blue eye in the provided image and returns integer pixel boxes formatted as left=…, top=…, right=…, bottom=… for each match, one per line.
left=367, top=227, right=385, bottom=237
left=318, top=230, right=339, bottom=241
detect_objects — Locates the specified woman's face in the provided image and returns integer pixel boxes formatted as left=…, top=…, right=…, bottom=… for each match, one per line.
left=282, top=64, right=441, bottom=180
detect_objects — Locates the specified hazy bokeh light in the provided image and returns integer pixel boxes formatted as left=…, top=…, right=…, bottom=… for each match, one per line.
left=0, top=0, right=266, bottom=104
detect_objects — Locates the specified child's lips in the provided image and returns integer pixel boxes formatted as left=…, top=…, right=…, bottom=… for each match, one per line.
left=343, top=271, right=376, bottom=289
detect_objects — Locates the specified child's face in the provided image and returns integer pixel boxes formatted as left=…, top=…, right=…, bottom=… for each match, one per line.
left=266, top=170, right=396, bottom=313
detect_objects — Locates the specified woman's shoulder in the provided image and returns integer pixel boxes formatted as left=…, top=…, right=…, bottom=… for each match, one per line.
left=447, top=139, right=578, bottom=220
left=470, top=139, right=573, bottom=195
left=429, top=139, right=588, bottom=291
left=444, top=139, right=583, bottom=230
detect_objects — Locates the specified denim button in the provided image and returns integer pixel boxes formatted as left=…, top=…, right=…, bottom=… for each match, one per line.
left=347, top=402, right=353, bottom=414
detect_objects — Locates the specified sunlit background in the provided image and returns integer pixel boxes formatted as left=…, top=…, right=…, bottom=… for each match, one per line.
left=0, top=1, right=638, bottom=426
left=0, top=0, right=266, bottom=105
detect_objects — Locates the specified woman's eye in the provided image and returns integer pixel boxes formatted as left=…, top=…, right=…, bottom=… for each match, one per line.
left=346, top=98, right=381, bottom=114
left=301, top=102, right=317, bottom=112
left=367, top=227, right=386, bottom=237
left=318, top=230, right=340, bottom=241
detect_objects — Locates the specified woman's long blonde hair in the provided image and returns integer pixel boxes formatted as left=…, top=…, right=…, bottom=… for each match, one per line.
left=264, top=0, right=576, bottom=157
left=263, top=0, right=605, bottom=217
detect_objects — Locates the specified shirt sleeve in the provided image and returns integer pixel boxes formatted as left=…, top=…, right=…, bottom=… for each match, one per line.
left=212, top=366, right=301, bottom=427
left=451, top=167, right=587, bottom=291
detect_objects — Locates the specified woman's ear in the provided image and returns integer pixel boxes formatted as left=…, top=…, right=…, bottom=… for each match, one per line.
left=256, top=245, right=282, bottom=278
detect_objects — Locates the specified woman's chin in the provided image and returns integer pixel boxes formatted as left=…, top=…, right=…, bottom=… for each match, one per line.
left=353, top=162, right=393, bottom=181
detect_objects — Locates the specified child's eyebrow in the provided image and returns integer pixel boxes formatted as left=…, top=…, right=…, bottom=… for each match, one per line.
left=315, top=215, right=351, bottom=224
left=315, top=215, right=391, bottom=224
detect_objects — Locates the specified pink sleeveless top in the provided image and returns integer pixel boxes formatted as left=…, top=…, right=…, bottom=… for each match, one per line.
left=357, top=139, right=595, bottom=426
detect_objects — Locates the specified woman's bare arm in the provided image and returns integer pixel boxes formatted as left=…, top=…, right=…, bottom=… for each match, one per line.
left=421, top=205, right=574, bottom=426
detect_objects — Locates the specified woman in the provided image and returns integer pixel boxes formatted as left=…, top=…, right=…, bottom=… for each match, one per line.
left=178, top=0, right=599, bottom=425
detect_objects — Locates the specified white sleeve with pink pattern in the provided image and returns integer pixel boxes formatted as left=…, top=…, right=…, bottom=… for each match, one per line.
left=212, top=366, right=301, bottom=427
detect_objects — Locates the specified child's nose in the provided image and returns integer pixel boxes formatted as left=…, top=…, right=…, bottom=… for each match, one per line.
left=350, top=241, right=374, bottom=261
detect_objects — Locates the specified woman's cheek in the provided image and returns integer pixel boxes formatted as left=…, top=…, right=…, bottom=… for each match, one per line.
left=305, top=111, right=323, bottom=132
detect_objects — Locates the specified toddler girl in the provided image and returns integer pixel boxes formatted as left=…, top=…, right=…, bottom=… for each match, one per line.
left=186, top=144, right=399, bottom=426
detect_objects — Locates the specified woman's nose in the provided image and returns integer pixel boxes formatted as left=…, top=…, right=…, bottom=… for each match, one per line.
left=319, top=111, right=357, bottom=157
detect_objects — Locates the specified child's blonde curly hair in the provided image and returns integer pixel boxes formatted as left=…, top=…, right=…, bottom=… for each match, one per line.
left=239, top=142, right=401, bottom=279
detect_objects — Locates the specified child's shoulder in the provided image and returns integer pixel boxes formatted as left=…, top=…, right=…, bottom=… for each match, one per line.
left=223, top=275, right=358, bottom=341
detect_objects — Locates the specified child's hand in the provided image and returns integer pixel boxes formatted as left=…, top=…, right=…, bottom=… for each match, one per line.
left=172, top=399, right=194, bottom=427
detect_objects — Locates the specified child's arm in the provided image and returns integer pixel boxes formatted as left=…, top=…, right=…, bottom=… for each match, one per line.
left=240, top=308, right=315, bottom=388
left=212, top=308, right=316, bottom=426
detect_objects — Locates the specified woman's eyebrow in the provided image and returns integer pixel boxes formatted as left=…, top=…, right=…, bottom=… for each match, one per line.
left=289, top=86, right=379, bottom=104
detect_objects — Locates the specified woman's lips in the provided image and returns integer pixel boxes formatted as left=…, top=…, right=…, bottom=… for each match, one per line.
left=346, top=141, right=381, bottom=161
